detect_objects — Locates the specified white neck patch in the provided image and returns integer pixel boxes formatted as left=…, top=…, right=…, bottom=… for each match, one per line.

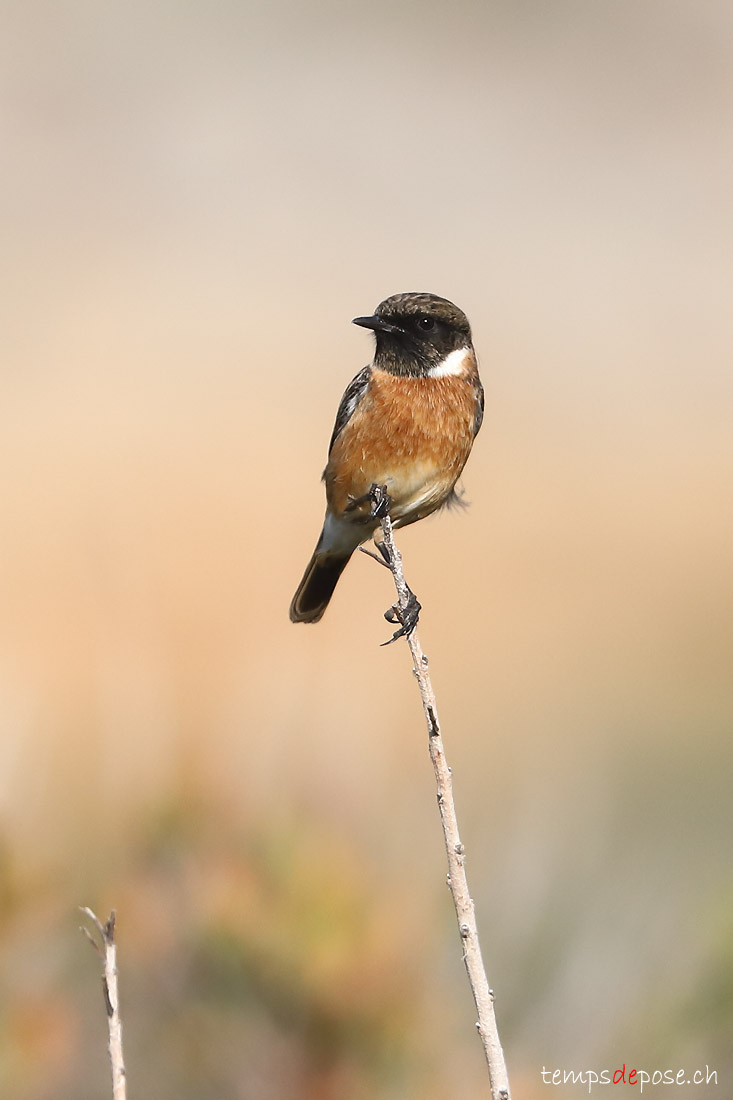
left=426, top=346, right=471, bottom=378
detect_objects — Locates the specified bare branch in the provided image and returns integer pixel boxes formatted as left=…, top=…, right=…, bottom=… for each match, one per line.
left=370, top=486, right=511, bottom=1100
left=80, top=907, right=128, bottom=1100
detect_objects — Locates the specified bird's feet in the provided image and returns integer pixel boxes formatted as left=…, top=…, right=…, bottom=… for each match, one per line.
left=368, top=483, right=392, bottom=520
left=345, top=483, right=392, bottom=523
left=381, top=585, right=422, bottom=645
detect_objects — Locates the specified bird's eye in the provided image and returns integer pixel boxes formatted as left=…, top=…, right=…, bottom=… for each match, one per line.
left=418, top=315, right=436, bottom=332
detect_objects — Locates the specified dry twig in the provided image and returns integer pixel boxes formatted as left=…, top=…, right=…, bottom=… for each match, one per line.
left=363, top=486, right=511, bottom=1100
left=80, top=907, right=127, bottom=1100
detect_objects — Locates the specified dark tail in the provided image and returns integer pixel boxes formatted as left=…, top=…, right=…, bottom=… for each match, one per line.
left=289, top=549, right=353, bottom=623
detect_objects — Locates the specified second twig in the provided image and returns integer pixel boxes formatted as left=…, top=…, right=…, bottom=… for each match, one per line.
left=80, top=907, right=127, bottom=1100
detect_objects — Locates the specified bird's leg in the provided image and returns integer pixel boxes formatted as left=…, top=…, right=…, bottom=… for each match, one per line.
left=376, top=540, right=391, bottom=565
left=358, top=483, right=421, bottom=643
left=357, top=486, right=395, bottom=566
left=371, top=486, right=422, bottom=642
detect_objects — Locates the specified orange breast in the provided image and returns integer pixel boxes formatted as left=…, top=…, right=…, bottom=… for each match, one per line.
left=325, top=366, right=479, bottom=525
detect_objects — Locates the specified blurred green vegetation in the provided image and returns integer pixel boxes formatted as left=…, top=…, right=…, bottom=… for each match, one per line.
left=1, top=765, right=731, bottom=1099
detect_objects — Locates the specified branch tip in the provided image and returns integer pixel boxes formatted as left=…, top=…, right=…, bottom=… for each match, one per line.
left=80, top=904, right=127, bottom=1098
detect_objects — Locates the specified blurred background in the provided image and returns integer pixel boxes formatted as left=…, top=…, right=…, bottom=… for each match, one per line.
left=1, top=1, right=732, bottom=1096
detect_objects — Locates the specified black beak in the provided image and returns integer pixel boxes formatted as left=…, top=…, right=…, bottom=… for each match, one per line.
left=352, top=314, right=403, bottom=336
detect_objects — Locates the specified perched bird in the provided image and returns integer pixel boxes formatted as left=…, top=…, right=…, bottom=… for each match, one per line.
left=289, top=292, right=484, bottom=625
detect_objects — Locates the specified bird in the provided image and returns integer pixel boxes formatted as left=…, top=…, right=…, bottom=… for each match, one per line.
left=289, top=292, right=484, bottom=625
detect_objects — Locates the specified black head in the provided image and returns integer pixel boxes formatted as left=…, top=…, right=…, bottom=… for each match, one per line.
left=352, top=292, right=473, bottom=376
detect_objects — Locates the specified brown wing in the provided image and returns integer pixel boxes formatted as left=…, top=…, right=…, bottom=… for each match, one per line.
left=326, top=364, right=372, bottom=458
left=473, top=378, right=485, bottom=437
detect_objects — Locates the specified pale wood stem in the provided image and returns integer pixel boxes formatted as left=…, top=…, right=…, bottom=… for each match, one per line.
left=376, top=504, right=511, bottom=1100
left=80, top=908, right=127, bottom=1100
